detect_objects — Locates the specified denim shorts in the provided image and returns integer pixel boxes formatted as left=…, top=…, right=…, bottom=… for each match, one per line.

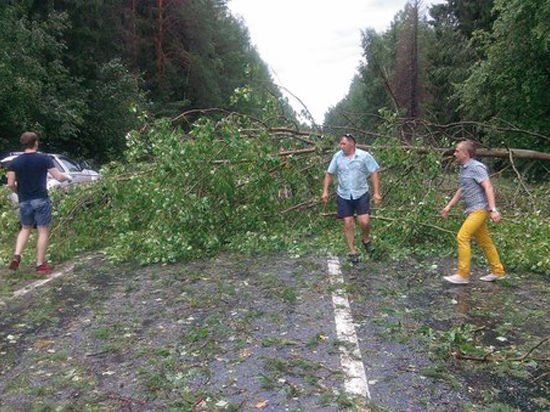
left=19, top=197, right=52, bottom=227
left=336, top=193, right=370, bottom=218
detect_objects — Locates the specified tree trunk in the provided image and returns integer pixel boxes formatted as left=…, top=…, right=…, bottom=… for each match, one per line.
left=402, top=0, right=419, bottom=143
left=130, top=0, right=137, bottom=67
left=409, top=0, right=418, bottom=120
left=356, top=144, right=550, bottom=161
left=155, top=0, right=166, bottom=83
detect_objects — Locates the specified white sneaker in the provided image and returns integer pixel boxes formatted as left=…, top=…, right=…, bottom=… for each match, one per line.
left=480, top=274, right=508, bottom=282
left=444, top=274, right=470, bottom=284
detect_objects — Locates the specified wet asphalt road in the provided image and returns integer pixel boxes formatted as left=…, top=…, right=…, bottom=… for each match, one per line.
left=0, top=252, right=548, bottom=410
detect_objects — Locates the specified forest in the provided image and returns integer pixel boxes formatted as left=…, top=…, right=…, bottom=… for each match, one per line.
left=325, top=0, right=550, bottom=168
left=1, top=0, right=549, bottom=164
left=0, top=0, right=287, bottom=162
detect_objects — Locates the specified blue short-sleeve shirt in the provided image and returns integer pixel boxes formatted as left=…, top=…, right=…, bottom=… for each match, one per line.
left=8, top=152, right=54, bottom=202
left=327, top=149, right=379, bottom=200
left=459, top=158, right=489, bottom=214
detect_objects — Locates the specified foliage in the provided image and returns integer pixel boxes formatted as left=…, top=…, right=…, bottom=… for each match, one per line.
left=37, top=113, right=327, bottom=264
left=1, top=111, right=548, bottom=275
left=0, top=0, right=285, bottom=163
left=324, top=23, right=401, bottom=136
left=324, top=2, right=434, bottom=133
left=426, top=3, right=477, bottom=125
left=456, top=0, right=550, bottom=153
left=323, top=75, right=376, bottom=136
left=325, top=0, right=550, bottom=162
left=78, top=59, right=145, bottom=161
left=0, top=3, right=85, bottom=151
left=429, top=0, right=496, bottom=39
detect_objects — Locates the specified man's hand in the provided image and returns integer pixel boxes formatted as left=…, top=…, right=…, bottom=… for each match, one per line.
left=490, top=210, right=502, bottom=223
left=374, top=192, right=382, bottom=205
left=48, top=167, right=72, bottom=183
left=441, top=206, right=450, bottom=219
left=322, top=173, right=332, bottom=205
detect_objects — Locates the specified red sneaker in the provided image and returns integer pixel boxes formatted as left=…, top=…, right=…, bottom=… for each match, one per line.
left=9, top=255, right=21, bottom=270
left=36, top=262, right=54, bottom=274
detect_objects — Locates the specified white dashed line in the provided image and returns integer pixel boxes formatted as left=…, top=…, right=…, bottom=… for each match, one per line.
left=327, top=256, right=370, bottom=399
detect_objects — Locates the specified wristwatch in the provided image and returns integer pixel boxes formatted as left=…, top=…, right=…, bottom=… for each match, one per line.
left=489, top=208, right=498, bottom=213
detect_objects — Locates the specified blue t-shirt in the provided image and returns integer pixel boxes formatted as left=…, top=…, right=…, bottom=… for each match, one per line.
left=327, top=149, right=380, bottom=199
left=8, top=152, right=54, bottom=202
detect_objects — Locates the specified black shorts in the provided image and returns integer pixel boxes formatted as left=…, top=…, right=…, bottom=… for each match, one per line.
left=337, top=193, right=370, bottom=218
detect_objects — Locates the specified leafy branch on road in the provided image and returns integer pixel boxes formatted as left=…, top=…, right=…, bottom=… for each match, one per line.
left=1, top=107, right=548, bottom=274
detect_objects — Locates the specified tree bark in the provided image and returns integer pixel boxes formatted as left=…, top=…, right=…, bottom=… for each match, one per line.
left=129, top=0, right=138, bottom=67
left=272, top=145, right=550, bottom=161
left=155, top=0, right=166, bottom=83
left=356, top=144, right=550, bottom=161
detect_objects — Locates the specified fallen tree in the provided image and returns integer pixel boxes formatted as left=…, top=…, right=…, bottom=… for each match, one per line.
left=1, top=108, right=547, bottom=273
left=173, top=108, right=550, bottom=161
left=276, top=144, right=550, bottom=161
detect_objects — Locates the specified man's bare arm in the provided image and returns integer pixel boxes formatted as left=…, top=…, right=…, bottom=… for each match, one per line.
left=370, top=170, right=382, bottom=204
left=7, top=171, right=16, bottom=193
left=480, top=179, right=502, bottom=222
left=321, top=173, right=332, bottom=204
left=48, top=167, right=71, bottom=182
left=441, top=188, right=462, bottom=218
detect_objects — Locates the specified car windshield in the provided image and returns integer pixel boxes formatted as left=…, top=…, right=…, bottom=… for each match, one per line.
left=58, top=156, right=82, bottom=172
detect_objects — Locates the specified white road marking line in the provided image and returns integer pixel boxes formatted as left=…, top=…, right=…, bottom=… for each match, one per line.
left=12, top=263, right=75, bottom=298
left=328, top=256, right=370, bottom=399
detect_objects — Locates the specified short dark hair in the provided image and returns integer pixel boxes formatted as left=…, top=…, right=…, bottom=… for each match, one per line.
left=20, top=131, right=38, bottom=149
left=342, top=133, right=356, bottom=144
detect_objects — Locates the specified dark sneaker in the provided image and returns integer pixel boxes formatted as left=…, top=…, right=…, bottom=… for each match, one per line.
left=9, top=254, right=21, bottom=270
left=36, top=262, right=54, bottom=274
left=348, top=253, right=359, bottom=264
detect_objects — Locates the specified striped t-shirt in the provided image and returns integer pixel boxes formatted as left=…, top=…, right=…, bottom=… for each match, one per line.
left=459, top=159, right=489, bottom=214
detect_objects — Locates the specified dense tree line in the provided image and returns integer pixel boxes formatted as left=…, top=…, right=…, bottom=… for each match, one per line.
left=3, top=0, right=549, bottom=166
left=0, top=0, right=286, bottom=163
left=324, top=0, right=550, bottom=159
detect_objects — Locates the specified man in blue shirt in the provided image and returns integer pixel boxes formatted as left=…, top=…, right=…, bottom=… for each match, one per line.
left=7, top=132, right=71, bottom=273
left=322, top=134, right=382, bottom=263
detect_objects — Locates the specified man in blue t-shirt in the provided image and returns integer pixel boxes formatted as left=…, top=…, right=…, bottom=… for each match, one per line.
left=321, top=134, right=382, bottom=263
left=7, top=132, right=71, bottom=273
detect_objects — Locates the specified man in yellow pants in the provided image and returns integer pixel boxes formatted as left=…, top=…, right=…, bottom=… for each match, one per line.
left=441, top=140, right=506, bottom=284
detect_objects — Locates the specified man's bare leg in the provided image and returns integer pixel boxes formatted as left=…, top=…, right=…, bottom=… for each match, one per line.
left=343, top=217, right=356, bottom=254
left=14, top=226, right=32, bottom=256
left=36, top=226, right=49, bottom=266
left=357, top=214, right=371, bottom=244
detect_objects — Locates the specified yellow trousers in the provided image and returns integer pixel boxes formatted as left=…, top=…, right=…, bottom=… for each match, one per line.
left=457, top=210, right=505, bottom=277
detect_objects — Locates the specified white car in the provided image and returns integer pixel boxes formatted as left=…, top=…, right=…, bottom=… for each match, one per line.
left=1, top=152, right=100, bottom=206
